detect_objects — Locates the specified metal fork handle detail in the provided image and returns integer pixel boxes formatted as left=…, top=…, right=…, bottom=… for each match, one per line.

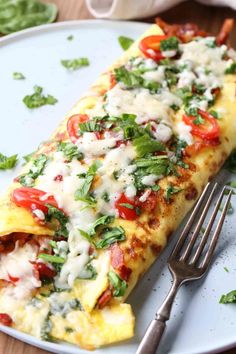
left=136, top=278, right=182, bottom=354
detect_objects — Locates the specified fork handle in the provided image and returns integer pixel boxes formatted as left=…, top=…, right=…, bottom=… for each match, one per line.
left=136, top=318, right=166, bottom=354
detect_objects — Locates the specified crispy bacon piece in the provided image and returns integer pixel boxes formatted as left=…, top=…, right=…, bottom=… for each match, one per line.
left=155, top=17, right=208, bottom=43
left=216, top=18, right=234, bottom=45
left=0, top=233, right=31, bottom=254
left=0, top=313, right=13, bottom=326
left=136, top=192, right=158, bottom=212
left=97, top=288, right=112, bottom=309
left=110, top=243, right=132, bottom=281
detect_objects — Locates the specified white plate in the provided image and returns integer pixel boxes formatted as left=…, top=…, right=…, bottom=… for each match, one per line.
left=0, top=20, right=236, bottom=354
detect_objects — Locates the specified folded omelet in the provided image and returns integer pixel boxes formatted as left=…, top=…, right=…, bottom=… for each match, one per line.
left=0, top=22, right=235, bottom=350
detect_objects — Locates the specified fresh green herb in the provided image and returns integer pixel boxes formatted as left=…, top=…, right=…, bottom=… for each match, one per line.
left=61, top=58, right=89, bottom=71
left=175, top=87, right=193, bottom=105
left=160, top=36, right=179, bottom=52
left=165, top=184, right=182, bottom=203
left=102, top=192, right=110, bottom=202
left=38, top=253, right=65, bottom=264
left=133, top=135, right=165, bottom=157
left=108, top=271, right=127, bottom=297
left=209, top=110, right=221, bottom=119
left=67, top=35, right=74, bottom=41
left=118, top=203, right=134, bottom=209
left=95, top=226, right=125, bottom=249
left=224, top=149, right=236, bottom=173
left=0, top=153, right=18, bottom=170
left=82, top=262, right=97, bottom=280
left=225, top=63, right=236, bottom=74
left=57, top=141, right=83, bottom=162
left=23, top=85, right=57, bottom=109
left=45, top=204, right=69, bottom=237
left=219, top=290, right=236, bottom=304
left=0, top=0, right=57, bottom=34
left=13, top=72, right=25, bottom=80
left=170, top=104, right=180, bottom=111
left=151, top=185, right=161, bottom=192
left=193, top=115, right=205, bottom=125
left=224, top=267, right=229, bottom=273
left=165, top=69, right=178, bottom=87
left=173, top=139, right=187, bottom=160
left=114, top=66, right=161, bottom=93
left=41, top=313, right=53, bottom=341
left=118, top=36, right=134, bottom=50
left=219, top=202, right=234, bottom=215
left=79, top=120, right=102, bottom=133
left=89, top=215, right=114, bottom=236
left=23, top=151, right=35, bottom=164
left=193, top=83, right=206, bottom=94
left=74, top=161, right=100, bottom=205
left=19, top=154, right=47, bottom=186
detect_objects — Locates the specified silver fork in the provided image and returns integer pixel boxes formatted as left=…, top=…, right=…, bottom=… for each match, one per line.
left=136, top=182, right=233, bottom=354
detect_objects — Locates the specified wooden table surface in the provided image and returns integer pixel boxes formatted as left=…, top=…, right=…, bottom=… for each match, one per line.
left=1, top=0, right=236, bottom=353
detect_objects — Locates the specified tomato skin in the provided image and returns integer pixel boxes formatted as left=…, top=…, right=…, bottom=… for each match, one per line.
left=183, top=109, right=220, bottom=140
left=34, top=262, right=56, bottom=280
left=67, top=114, right=89, bottom=143
left=8, top=274, right=19, bottom=283
left=97, top=288, right=112, bottom=309
left=110, top=243, right=131, bottom=281
left=115, top=193, right=138, bottom=221
left=139, top=35, right=167, bottom=61
left=11, top=187, right=58, bottom=215
left=0, top=313, right=13, bottom=326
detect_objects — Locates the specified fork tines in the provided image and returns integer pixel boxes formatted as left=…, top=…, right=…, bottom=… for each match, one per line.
left=169, top=182, right=233, bottom=268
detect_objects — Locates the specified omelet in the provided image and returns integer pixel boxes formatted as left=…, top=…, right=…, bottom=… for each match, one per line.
left=0, top=21, right=235, bottom=350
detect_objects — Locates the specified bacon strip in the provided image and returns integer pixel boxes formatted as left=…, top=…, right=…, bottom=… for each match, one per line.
left=110, top=243, right=132, bottom=281
left=216, top=18, right=234, bottom=45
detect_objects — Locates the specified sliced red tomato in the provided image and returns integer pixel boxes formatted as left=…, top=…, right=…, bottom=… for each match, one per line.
left=183, top=109, right=220, bottom=140
left=0, top=313, right=13, bottom=326
left=139, top=35, right=167, bottom=61
left=97, top=288, right=112, bottom=309
left=11, top=187, right=58, bottom=215
left=110, top=243, right=131, bottom=281
left=67, top=114, right=89, bottom=143
left=115, top=193, right=139, bottom=221
left=34, top=262, right=56, bottom=280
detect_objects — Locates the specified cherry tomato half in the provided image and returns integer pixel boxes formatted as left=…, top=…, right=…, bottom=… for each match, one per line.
left=183, top=109, right=220, bottom=140
left=115, top=193, right=139, bottom=221
left=139, top=35, right=167, bottom=61
left=34, top=262, right=56, bottom=280
left=0, top=313, right=13, bottom=326
left=67, top=114, right=89, bottom=143
left=11, top=187, right=58, bottom=215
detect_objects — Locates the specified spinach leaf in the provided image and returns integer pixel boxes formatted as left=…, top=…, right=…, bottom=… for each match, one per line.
left=61, top=58, right=89, bottom=71
left=45, top=204, right=69, bottom=237
left=0, top=153, right=18, bottom=170
left=57, top=141, right=83, bottom=162
left=95, top=226, right=125, bottom=249
left=0, top=0, right=57, bottom=34
left=89, top=215, right=114, bottom=236
left=23, top=85, right=57, bottom=109
left=38, top=253, right=65, bottom=264
left=108, top=271, right=127, bottom=297
left=118, top=36, right=134, bottom=50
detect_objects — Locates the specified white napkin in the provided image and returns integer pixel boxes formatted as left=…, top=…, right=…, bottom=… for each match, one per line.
left=86, top=0, right=236, bottom=19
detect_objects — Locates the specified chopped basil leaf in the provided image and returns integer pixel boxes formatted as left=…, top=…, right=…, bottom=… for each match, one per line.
left=114, top=66, right=161, bottom=93
left=118, top=36, right=134, bottom=50
left=219, top=290, right=236, bottom=304
left=102, top=192, right=110, bottom=202
left=79, top=120, right=102, bottom=133
left=23, top=151, right=35, bottom=164
left=193, top=115, right=205, bottom=125
left=170, top=104, right=180, bottom=111
left=13, top=72, right=25, bottom=80
left=165, top=184, right=182, bottom=203
left=133, top=135, right=165, bottom=157
left=45, top=204, right=69, bottom=237
left=224, top=149, right=236, bottom=173
left=175, top=87, right=193, bottom=105
left=67, top=35, right=74, bottom=41
left=41, top=313, right=53, bottom=341
left=89, top=215, right=114, bottom=236
left=23, top=85, right=57, bottom=109
left=225, top=63, right=236, bottom=74
left=38, top=253, right=65, bottom=264
left=209, top=110, right=221, bottom=119
left=0, top=0, right=57, bottom=34
left=118, top=203, right=134, bottom=209
left=151, top=185, right=161, bottom=192
left=95, top=226, right=125, bottom=249
left=19, top=154, right=47, bottom=186
left=0, top=153, right=18, bottom=170
left=57, top=141, right=83, bottom=162
left=160, top=36, right=179, bottom=52
left=74, top=161, right=100, bottom=204
left=61, top=58, right=89, bottom=71
left=65, top=327, right=74, bottom=333
left=206, top=39, right=216, bottom=48
left=108, top=271, right=127, bottom=297
left=224, top=267, right=229, bottom=273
